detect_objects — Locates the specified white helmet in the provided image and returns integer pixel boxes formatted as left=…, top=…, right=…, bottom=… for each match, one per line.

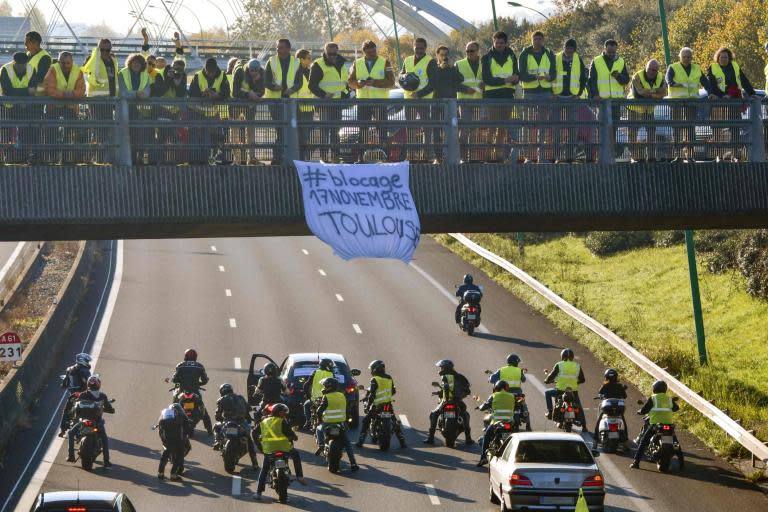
left=76, top=353, right=93, bottom=368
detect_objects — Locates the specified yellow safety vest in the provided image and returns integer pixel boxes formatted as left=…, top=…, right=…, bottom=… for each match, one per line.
left=455, top=58, right=483, bottom=100
left=2, top=62, right=32, bottom=90
left=84, top=48, right=119, bottom=97
left=628, top=70, right=664, bottom=113
left=314, top=57, right=348, bottom=98
left=485, top=53, right=516, bottom=93
left=522, top=50, right=552, bottom=89
left=195, top=69, right=225, bottom=94
left=372, top=376, right=393, bottom=405
left=27, top=49, right=50, bottom=95
left=50, top=62, right=81, bottom=92
left=310, top=369, right=334, bottom=400
left=498, top=366, right=523, bottom=389
left=593, top=54, right=626, bottom=99
left=709, top=61, right=742, bottom=93
left=764, top=63, right=768, bottom=93
left=264, top=56, right=299, bottom=99
left=118, top=67, right=150, bottom=93
left=553, top=52, right=582, bottom=96
left=297, top=70, right=314, bottom=113
left=260, top=416, right=292, bottom=454
left=555, top=361, right=580, bottom=391
left=667, top=62, right=702, bottom=99
left=649, top=393, right=674, bottom=425
left=403, top=54, right=433, bottom=99
left=322, top=391, right=347, bottom=424
left=491, top=391, right=518, bottom=422
left=355, top=56, right=389, bottom=99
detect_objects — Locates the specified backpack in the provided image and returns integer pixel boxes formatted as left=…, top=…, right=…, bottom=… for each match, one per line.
left=454, top=373, right=471, bottom=400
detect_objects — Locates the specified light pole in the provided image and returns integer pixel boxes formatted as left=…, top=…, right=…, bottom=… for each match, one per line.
left=164, top=0, right=204, bottom=39
left=491, top=0, right=498, bottom=30
left=322, top=0, right=335, bottom=41
left=201, top=0, right=231, bottom=38
left=388, top=0, right=402, bottom=69
left=507, top=1, right=550, bottom=20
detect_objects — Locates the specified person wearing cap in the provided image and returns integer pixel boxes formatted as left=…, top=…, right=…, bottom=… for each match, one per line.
left=309, top=42, right=349, bottom=162
left=0, top=52, right=35, bottom=96
left=189, top=58, right=231, bottom=165
left=232, top=59, right=265, bottom=164
left=264, top=38, right=303, bottom=164
left=43, top=51, right=86, bottom=164
left=0, top=52, right=36, bottom=163
left=627, top=59, right=667, bottom=162
left=25, top=31, right=50, bottom=97
left=552, top=39, right=588, bottom=163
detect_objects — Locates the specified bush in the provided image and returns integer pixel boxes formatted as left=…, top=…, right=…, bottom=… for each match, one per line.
left=737, top=230, right=768, bottom=299
left=584, top=231, right=654, bottom=256
left=696, top=230, right=747, bottom=274
left=497, top=232, right=567, bottom=246
left=654, top=230, right=685, bottom=247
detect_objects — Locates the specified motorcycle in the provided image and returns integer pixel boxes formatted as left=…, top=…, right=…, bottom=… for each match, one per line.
left=431, top=382, right=466, bottom=448
left=635, top=399, right=683, bottom=472
left=319, top=422, right=346, bottom=473
left=216, top=419, right=251, bottom=473
left=369, top=403, right=395, bottom=451
left=483, top=420, right=517, bottom=459
left=552, top=389, right=580, bottom=433
left=265, top=451, right=292, bottom=503
left=456, top=288, right=482, bottom=336
left=169, top=386, right=205, bottom=437
left=594, top=393, right=628, bottom=453
left=73, top=396, right=115, bottom=470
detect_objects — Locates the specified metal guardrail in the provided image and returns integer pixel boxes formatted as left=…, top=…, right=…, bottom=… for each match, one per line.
left=449, top=233, right=768, bottom=464
left=0, top=97, right=764, bottom=167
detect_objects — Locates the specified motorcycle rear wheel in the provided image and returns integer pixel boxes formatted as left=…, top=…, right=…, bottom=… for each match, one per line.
left=276, top=469, right=289, bottom=503
left=80, top=437, right=95, bottom=471
left=378, top=420, right=391, bottom=452
left=327, top=439, right=342, bottom=473
left=223, top=441, right=239, bottom=474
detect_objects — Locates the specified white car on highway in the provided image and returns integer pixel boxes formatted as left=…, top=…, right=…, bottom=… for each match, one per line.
left=489, top=432, right=605, bottom=511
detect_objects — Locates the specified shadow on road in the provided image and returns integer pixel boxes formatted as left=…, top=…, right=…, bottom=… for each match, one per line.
left=472, top=332, right=560, bottom=349
left=353, top=462, right=475, bottom=504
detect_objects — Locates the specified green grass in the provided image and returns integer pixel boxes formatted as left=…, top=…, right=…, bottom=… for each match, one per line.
left=435, top=233, right=768, bottom=459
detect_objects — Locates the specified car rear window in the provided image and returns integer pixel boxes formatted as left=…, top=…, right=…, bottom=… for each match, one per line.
left=515, top=440, right=594, bottom=464
left=287, top=362, right=349, bottom=384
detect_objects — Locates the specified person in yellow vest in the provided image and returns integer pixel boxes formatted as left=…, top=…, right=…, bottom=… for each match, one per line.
left=43, top=51, right=86, bottom=164
left=519, top=31, right=557, bottom=162
left=544, top=348, right=586, bottom=426
left=488, top=353, right=532, bottom=431
left=627, top=59, right=666, bottom=162
left=455, top=41, right=483, bottom=162
left=295, top=48, right=314, bottom=160
left=356, top=360, right=407, bottom=448
left=481, top=31, right=519, bottom=162
left=631, top=380, right=682, bottom=469
left=399, top=37, right=438, bottom=161
left=0, top=52, right=35, bottom=96
left=348, top=40, right=394, bottom=162
left=118, top=53, right=151, bottom=98
left=264, top=39, right=303, bottom=164
left=552, top=39, right=587, bottom=163
left=25, top=31, right=50, bottom=97
left=301, top=358, right=336, bottom=430
left=253, top=403, right=306, bottom=500
left=477, top=381, right=520, bottom=466
left=148, top=58, right=187, bottom=164
left=232, top=59, right=266, bottom=164
left=83, top=39, right=119, bottom=163
left=188, top=58, right=231, bottom=165
left=587, top=40, right=629, bottom=158
left=309, top=42, right=349, bottom=162
left=314, top=377, right=359, bottom=470
left=0, top=52, right=37, bottom=164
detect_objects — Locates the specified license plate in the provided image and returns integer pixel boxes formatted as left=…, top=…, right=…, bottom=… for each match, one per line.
left=467, top=314, right=476, bottom=320
left=274, top=459, right=287, bottom=469
left=183, top=402, right=195, bottom=410
left=226, top=427, right=239, bottom=436
left=444, top=412, right=456, bottom=419
left=541, top=496, right=574, bottom=505
left=661, top=436, right=674, bottom=444
left=380, top=412, right=392, bottom=418
left=608, top=432, right=619, bottom=439
left=564, top=411, right=575, bottom=419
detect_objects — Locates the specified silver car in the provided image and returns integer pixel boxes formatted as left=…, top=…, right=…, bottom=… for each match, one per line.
left=488, top=432, right=605, bottom=511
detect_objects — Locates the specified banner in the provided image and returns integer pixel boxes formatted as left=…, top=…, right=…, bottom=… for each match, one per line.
left=294, top=160, right=421, bottom=263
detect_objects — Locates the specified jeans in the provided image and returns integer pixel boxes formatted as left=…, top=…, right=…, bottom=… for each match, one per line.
left=68, top=418, right=110, bottom=463
left=302, top=399, right=315, bottom=428
left=428, top=400, right=472, bottom=440
left=545, top=389, right=586, bottom=426
left=257, top=450, right=303, bottom=493
left=359, top=404, right=406, bottom=445
left=480, top=422, right=502, bottom=459
left=633, top=419, right=683, bottom=464
left=316, top=423, right=356, bottom=463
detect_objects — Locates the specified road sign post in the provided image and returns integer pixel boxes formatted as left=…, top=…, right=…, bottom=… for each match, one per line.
left=0, top=331, right=23, bottom=362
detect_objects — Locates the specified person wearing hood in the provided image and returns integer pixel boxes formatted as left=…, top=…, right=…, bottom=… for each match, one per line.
left=309, top=42, right=349, bottom=162
left=232, top=59, right=266, bottom=164
left=481, top=31, right=519, bottom=162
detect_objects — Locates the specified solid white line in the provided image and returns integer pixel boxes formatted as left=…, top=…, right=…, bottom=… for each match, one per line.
left=302, top=249, right=309, bottom=255
left=234, top=357, right=242, bottom=370
left=8, top=240, right=124, bottom=512
left=210, top=245, right=217, bottom=252
left=0, top=241, right=25, bottom=285
left=231, top=475, right=242, bottom=496
left=218, top=265, right=226, bottom=272
left=409, top=262, right=457, bottom=304
left=225, top=289, right=232, bottom=297
left=229, top=318, right=237, bottom=328
left=335, top=293, right=344, bottom=302
left=424, top=484, right=440, bottom=505
left=352, top=323, right=362, bottom=334
left=398, top=414, right=411, bottom=428
left=318, top=269, right=326, bottom=276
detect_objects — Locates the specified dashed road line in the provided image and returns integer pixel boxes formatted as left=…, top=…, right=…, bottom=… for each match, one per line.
left=225, top=289, right=232, bottom=297
left=229, top=318, right=237, bottom=328
left=352, top=323, right=362, bottom=334
left=335, top=293, right=344, bottom=302
left=424, top=484, right=440, bottom=505
left=318, top=269, right=327, bottom=276
left=398, top=414, right=411, bottom=428
left=302, top=249, right=309, bottom=255
left=231, top=475, right=242, bottom=496
left=211, top=245, right=217, bottom=252
left=219, top=265, right=226, bottom=272
left=234, top=357, right=242, bottom=369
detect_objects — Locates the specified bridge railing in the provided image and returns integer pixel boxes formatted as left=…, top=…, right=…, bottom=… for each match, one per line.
left=0, top=97, right=763, bottom=167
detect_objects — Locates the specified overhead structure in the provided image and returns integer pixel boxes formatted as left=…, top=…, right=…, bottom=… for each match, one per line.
left=359, top=0, right=474, bottom=42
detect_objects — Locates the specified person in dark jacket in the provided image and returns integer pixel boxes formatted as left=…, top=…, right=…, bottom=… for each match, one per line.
left=188, top=58, right=230, bottom=164
left=251, top=362, right=286, bottom=421
left=213, top=383, right=259, bottom=470
left=586, top=39, right=629, bottom=100
left=481, top=31, right=519, bottom=162
left=424, top=360, right=473, bottom=446
left=58, top=353, right=92, bottom=436
left=592, top=368, right=628, bottom=448
left=66, top=376, right=115, bottom=467
left=434, top=45, right=460, bottom=98
left=157, top=403, right=192, bottom=480
left=400, top=37, right=439, bottom=161
left=167, top=348, right=213, bottom=435
left=0, top=52, right=37, bottom=164
left=231, top=58, right=265, bottom=164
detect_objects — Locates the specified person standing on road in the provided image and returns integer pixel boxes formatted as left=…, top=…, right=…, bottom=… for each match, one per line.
left=314, top=377, right=359, bottom=470
left=157, top=402, right=192, bottom=481
left=543, top=348, right=586, bottom=427
left=424, top=359, right=473, bottom=446
left=309, top=42, right=349, bottom=162
left=627, top=59, right=666, bottom=162
left=167, top=348, right=214, bottom=435
left=302, top=358, right=336, bottom=430
left=630, top=380, right=683, bottom=469
left=253, top=403, right=306, bottom=501
left=356, top=360, right=407, bottom=448
left=481, top=31, right=519, bottom=162
left=58, top=353, right=92, bottom=437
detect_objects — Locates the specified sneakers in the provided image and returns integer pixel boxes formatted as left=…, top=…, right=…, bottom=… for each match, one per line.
left=297, top=477, right=307, bottom=486
left=422, top=437, right=435, bottom=445
left=465, top=438, right=475, bottom=446
left=629, top=461, right=639, bottom=469
left=170, top=473, right=182, bottom=481
left=103, top=461, right=112, bottom=469
left=350, top=463, right=360, bottom=471
left=476, top=457, right=488, bottom=467
left=545, top=412, right=552, bottom=420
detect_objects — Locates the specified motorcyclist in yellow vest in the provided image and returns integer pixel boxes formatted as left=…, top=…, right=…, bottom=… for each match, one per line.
left=587, top=39, right=629, bottom=100
left=627, top=59, right=667, bottom=162
left=456, top=41, right=484, bottom=99
left=631, top=380, right=682, bottom=469
left=314, top=377, right=359, bottom=470
left=488, top=354, right=532, bottom=431
left=302, top=358, right=336, bottom=430
left=518, top=31, right=556, bottom=98
left=477, top=381, right=520, bottom=466
left=25, top=31, right=50, bottom=96
left=356, top=360, right=407, bottom=448
left=253, top=403, right=306, bottom=500
left=83, top=39, right=119, bottom=97
left=424, top=359, right=474, bottom=446
left=544, top=348, right=586, bottom=426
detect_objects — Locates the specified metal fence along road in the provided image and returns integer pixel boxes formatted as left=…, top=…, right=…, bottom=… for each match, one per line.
left=0, top=97, right=765, bottom=167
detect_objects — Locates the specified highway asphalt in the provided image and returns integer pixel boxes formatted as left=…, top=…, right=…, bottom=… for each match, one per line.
left=2, top=236, right=767, bottom=511
left=0, top=242, right=21, bottom=276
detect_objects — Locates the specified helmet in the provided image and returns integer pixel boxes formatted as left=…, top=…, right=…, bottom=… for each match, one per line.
left=369, top=359, right=385, bottom=375
left=271, top=403, right=289, bottom=416
left=184, top=348, right=198, bottom=362
left=494, top=380, right=510, bottom=393
left=87, top=375, right=101, bottom=391
left=398, top=72, right=420, bottom=91
left=264, top=362, right=278, bottom=377
left=560, top=348, right=574, bottom=361
left=172, top=402, right=185, bottom=417
left=604, top=368, right=618, bottom=383
left=506, top=354, right=521, bottom=366
left=652, top=380, right=668, bottom=394
left=435, top=359, right=454, bottom=372
left=319, top=358, right=335, bottom=371
left=75, top=353, right=93, bottom=368
left=246, top=58, right=262, bottom=72
left=219, top=383, right=233, bottom=396
left=320, top=377, right=339, bottom=392
left=463, top=274, right=474, bottom=285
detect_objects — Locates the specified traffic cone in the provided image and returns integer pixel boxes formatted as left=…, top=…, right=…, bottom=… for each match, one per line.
left=575, top=487, right=589, bottom=512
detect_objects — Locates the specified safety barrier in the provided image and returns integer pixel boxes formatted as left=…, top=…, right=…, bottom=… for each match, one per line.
left=0, top=97, right=764, bottom=167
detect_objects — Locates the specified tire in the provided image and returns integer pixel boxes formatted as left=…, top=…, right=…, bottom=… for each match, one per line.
left=276, top=469, right=289, bottom=504
left=489, top=479, right=500, bottom=504
left=467, top=325, right=474, bottom=336
left=378, top=419, right=391, bottom=452
left=658, top=454, right=671, bottom=473
left=80, top=437, right=94, bottom=471
left=328, top=439, right=342, bottom=473
left=223, top=440, right=238, bottom=474
left=607, top=439, right=619, bottom=454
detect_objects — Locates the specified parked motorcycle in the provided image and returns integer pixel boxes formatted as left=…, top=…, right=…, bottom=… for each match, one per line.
left=431, top=382, right=466, bottom=448
left=265, top=451, right=292, bottom=503
left=457, top=289, right=482, bottom=336
left=594, top=394, right=627, bottom=453
left=319, top=422, right=346, bottom=473
left=219, top=419, right=251, bottom=474
left=73, top=397, right=115, bottom=470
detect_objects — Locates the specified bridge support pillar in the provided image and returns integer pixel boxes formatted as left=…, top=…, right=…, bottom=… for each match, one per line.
left=749, top=97, right=766, bottom=163
left=598, top=100, right=615, bottom=165
left=115, top=98, right=132, bottom=167
left=284, top=100, right=299, bottom=163
left=444, top=99, right=460, bottom=166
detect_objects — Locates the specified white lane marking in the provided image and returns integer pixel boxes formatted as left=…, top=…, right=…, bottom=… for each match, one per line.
left=410, top=262, right=458, bottom=303
left=398, top=415, right=411, bottom=428
left=231, top=475, right=242, bottom=496
left=9, top=240, right=124, bottom=512
left=302, top=249, right=309, bottom=255
left=225, top=289, right=232, bottom=297
left=424, top=484, right=440, bottom=505
left=229, top=318, right=237, bottom=328
left=318, top=269, right=326, bottom=276
left=210, top=245, right=217, bottom=252
left=352, top=323, right=362, bottom=334
left=234, top=357, right=242, bottom=370
left=219, top=265, right=226, bottom=272
left=335, top=293, right=344, bottom=302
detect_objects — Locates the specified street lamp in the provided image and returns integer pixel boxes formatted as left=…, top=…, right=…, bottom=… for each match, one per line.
left=388, top=0, right=402, bottom=69
left=322, top=0, right=335, bottom=41
left=491, top=0, right=499, bottom=30
left=164, top=0, right=204, bottom=39
left=507, top=1, right=550, bottom=20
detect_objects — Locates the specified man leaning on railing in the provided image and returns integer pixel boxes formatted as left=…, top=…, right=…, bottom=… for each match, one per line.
left=0, top=52, right=36, bottom=164
left=552, top=39, right=588, bottom=163
left=188, top=58, right=231, bottom=165
left=83, top=38, right=118, bottom=164
left=627, top=59, right=666, bottom=163
left=44, top=51, right=85, bottom=165
left=309, top=42, right=349, bottom=163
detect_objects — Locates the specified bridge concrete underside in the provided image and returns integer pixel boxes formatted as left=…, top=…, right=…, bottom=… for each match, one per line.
left=1, top=163, right=767, bottom=241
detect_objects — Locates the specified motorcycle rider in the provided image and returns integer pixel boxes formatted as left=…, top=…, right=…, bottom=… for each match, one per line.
left=253, top=403, right=306, bottom=501
left=544, top=348, right=586, bottom=427
left=477, top=381, right=519, bottom=466
left=66, top=375, right=114, bottom=467
left=58, top=352, right=93, bottom=437
left=302, top=358, right=336, bottom=431
left=489, top=354, right=531, bottom=429
left=214, top=383, right=259, bottom=470
left=424, top=359, right=474, bottom=446
left=157, top=402, right=192, bottom=481
left=356, top=360, right=407, bottom=448
left=592, top=368, right=628, bottom=449
left=252, top=362, right=286, bottom=421
left=630, top=380, right=683, bottom=469
left=455, top=274, right=482, bottom=324
left=168, top=348, right=213, bottom=436
left=314, top=377, right=359, bottom=471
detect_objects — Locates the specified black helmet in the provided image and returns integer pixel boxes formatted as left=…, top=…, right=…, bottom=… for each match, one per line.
left=604, top=368, right=618, bottom=383
left=87, top=375, right=101, bottom=391
left=320, top=377, right=339, bottom=392
left=398, top=71, right=420, bottom=91
left=219, top=383, right=233, bottom=396
left=494, top=380, right=510, bottom=393
left=652, top=380, right=668, bottom=394
left=506, top=354, right=520, bottom=366
left=271, top=403, right=289, bottom=416
left=369, top=359, right=385, bottom=375
left=264, top=362, right=278, bottom=377
left=435, top=359, right=454, bottom=372
left=463, top=274, right=474, bottom=285
left=319, top=358, right=335, bottom=371
left=172, top=402, right=185, bottom=417
left=184, top=348, right=198, bottom=361
left=560, top=348, right=574, bottom=361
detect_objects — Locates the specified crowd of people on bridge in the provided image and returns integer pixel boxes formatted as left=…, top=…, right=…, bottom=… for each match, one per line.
left=0, top=29, right=766, bottom=165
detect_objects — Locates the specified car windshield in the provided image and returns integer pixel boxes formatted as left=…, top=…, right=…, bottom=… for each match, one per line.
left=515, top=440, right=594, bottom=464
left=287, top=361, right=349, bottom=384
